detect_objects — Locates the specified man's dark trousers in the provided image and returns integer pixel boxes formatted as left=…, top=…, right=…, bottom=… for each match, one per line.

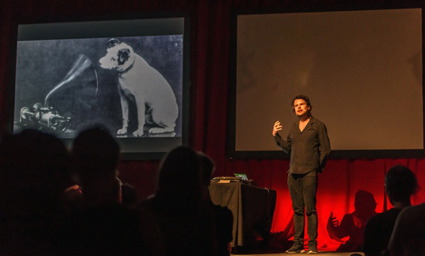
left=288, top=171, right=318, bottom=247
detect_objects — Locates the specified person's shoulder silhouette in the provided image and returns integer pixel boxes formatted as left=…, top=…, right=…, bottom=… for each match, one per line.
left=198, top=151, right=233, bottom=256
left=363, top=164, right=419, bottom=256
left=0, top=129, right=71, bottom=255
left=389, top=202, right=425, bottom=256
left=363, top=165, right=418, bottom=256
left=63, top=125, right=149, bottom=255
left=137, top=145, right=217, bottom=256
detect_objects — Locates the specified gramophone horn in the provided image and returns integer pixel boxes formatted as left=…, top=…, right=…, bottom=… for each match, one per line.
left=45, top=54, right=98, bottom=107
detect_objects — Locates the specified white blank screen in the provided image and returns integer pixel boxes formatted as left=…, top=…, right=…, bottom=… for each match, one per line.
left=235, top=8, right=423, bottom=151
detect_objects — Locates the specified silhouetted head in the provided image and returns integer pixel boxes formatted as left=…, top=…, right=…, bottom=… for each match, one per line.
left=198, top=152, right=215, bottom=187
left=72, top=126, right=120, bottom=182
left=72, top=126, right=121, bottom=205
left=385, top=164, right=418, bottom=205
left=0, top=129, right=70, bottom=200
left=156, top=146, right=203, bottom=211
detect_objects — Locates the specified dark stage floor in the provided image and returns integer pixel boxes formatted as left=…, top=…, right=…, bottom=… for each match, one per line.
left=232, top=252, right=364, bottom=256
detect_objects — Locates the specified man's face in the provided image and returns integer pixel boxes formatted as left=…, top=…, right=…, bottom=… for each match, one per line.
left=293, top=99, right=310, bottom=118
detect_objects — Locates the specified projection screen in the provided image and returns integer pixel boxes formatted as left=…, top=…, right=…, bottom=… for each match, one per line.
left=232, top=8, right=423, bottom=157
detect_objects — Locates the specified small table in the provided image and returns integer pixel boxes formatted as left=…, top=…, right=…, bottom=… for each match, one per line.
left=209, top=179, right=276, bottom=251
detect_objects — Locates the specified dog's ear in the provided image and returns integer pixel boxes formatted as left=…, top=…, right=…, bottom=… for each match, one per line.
left=117, top=48, right=131, bottom=65
left=107, top=38, right=121, bottom=49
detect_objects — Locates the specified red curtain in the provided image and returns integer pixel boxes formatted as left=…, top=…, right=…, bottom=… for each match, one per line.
left=1, top=0, right=424, bottom=251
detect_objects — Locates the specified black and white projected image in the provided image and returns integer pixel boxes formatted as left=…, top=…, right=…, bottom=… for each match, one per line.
left=14, top=35, right=184, bottom=139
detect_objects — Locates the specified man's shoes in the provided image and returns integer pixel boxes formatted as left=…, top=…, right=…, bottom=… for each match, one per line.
left=307, top=243, right=318, bottom=254
left=285, top=243, right=304, bottom=253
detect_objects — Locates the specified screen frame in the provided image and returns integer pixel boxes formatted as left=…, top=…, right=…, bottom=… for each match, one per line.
left=9, top=12, right=191, bottom=160
left=227, top=4, right=425, bottom=160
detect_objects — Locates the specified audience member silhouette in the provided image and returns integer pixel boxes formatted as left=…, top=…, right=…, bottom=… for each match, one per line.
left=61, top=126, right=148, bottom=255
left=198, top=151, right=233, bottom=256
left=363, top=165, right=418, bottom=256
left=388, top=186, right=424, bottom=255
left=0, top=129, right=71, bottom=255
left=327, top=190, right=377, bottom=251
left=71, top=126, right=121, bottom=206
left=137, top=145, right=217, bottom=256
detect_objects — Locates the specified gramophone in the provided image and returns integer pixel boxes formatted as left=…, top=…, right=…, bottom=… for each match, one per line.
left=16, top=54, right=98, bottom=137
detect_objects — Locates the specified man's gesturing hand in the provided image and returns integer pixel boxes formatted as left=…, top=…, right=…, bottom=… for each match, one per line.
left=273, top=120, right=282, bottom=136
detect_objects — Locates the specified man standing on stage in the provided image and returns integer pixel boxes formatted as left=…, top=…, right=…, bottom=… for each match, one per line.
left=272, top=95, right=331, bottom=254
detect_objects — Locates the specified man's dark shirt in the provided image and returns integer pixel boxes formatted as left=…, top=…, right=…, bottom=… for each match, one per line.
left=274, top=116, right=331, bottom=174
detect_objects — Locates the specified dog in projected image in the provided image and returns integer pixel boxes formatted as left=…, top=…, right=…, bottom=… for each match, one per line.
left=99, top=38, right=178, bottom=137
